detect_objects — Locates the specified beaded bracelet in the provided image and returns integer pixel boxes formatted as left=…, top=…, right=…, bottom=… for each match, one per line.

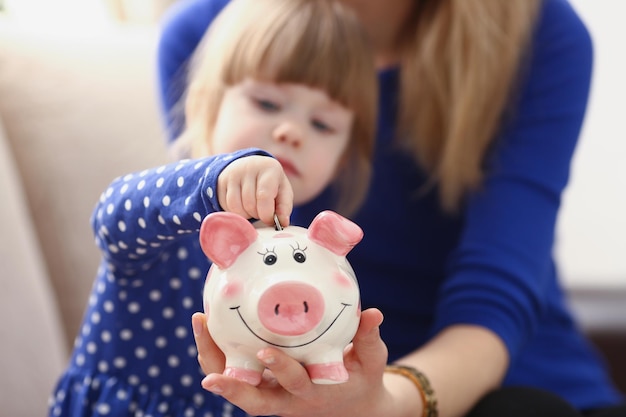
left=384, top=364, right=438, bottom=417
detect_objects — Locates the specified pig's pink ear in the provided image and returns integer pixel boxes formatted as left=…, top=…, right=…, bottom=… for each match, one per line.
left=307, top=211, right=363, bottom=256
left=199, top=212, right=258, bottom=269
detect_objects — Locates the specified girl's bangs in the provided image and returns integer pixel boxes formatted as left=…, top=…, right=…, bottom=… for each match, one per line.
left=221, top=3, right=365, bottom=110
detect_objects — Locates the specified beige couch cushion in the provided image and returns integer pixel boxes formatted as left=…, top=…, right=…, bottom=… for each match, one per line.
left=0, top=117, right=67, bottom=417
left=0, top=21, right=169, bottom=354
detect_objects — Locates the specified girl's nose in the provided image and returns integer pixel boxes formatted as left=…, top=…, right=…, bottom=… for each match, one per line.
left=273, top=121, right=303, bottom=148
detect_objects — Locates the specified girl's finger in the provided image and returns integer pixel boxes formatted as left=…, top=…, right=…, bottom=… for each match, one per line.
left=255, top=169, right=281, bottom=226
left=240, top=170, right=260, bottom=219
left=274, top=175, right=293, bottom=228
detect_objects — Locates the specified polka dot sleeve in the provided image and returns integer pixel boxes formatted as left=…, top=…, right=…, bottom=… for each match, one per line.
left=91, top=148, right=272, bottom=273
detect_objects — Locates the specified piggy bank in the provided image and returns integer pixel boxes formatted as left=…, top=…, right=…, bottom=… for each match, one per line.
left=199, top=210, right=363, bottom=385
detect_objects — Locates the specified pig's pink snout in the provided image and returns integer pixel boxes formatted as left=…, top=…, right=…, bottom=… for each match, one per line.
left=258, top=282, right=324, bottom=336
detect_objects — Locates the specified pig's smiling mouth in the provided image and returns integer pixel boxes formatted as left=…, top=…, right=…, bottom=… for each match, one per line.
left=230, top=303, right=351, bottom=348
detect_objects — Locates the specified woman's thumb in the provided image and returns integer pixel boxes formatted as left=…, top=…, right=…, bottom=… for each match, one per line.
left=352, top=308, right=387, bottom=364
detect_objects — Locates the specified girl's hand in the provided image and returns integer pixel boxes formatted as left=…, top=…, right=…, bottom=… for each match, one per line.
left=217, top=155, right=293, bottom=227
left=194, top=308, right=393, bottom=417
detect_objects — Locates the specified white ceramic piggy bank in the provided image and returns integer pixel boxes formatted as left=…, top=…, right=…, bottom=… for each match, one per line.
left=199, top=210, right=363, bottom=385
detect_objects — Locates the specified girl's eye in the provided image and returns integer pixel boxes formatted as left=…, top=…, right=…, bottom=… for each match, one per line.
left=311, top=119, right=333, bottom=133
left=254, top=98, right=280, bottom=112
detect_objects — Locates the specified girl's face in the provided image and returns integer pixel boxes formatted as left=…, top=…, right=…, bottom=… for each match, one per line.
left=211, top=78, right=354, bottom=206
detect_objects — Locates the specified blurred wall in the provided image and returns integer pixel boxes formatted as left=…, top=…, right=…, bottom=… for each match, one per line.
left=556, top=0, right=626, bottom=290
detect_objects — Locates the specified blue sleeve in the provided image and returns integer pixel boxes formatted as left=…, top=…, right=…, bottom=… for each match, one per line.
left=432, top=0, right=593, bottom=359
left=156, top=0, right=230, bottom=141
left=91, top=148, right=271, bottom=274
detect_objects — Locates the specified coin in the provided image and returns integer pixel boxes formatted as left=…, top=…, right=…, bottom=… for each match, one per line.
left=273, top=213, right=283, bottom=231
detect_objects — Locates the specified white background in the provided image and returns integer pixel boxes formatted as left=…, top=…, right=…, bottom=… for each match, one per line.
left=556, top=1, right=626, bottom=290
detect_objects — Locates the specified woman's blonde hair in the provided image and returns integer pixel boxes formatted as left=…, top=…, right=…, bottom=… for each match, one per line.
left=399, top=0, right=541, bottom=212
left=177, top=0, right=377, bottom=216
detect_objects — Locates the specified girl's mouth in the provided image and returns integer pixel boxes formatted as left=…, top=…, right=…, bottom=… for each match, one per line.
left=277, top=158, right=300, bottom=177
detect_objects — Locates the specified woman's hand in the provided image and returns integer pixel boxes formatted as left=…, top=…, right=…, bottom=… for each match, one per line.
left=217, top=155, right=293, bottom=227
left=192, top=308, right=392, bottom=417
left=191, top=312, right=226, bottom=376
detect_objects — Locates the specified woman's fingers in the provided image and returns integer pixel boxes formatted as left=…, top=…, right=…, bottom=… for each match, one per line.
left=191, top=312, right=225, bottom=375
left=347, top=308, right=386, bottom=373
left=202, top=351, right=320, bottom=417
left=202, top=372, right=286, bottom=417
left=198, top=309, right=390, bottom=417
left=256, top=347, right=315, bottom=399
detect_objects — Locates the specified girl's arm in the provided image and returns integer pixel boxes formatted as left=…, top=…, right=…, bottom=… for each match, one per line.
left=92, top=148, right=285, bottom=274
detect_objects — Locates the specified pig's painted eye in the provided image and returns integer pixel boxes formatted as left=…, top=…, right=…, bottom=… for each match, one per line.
left=258, top=249, right=278, bottom=265
left=290, top=243, right=307, bottom=263
left=292, top=249, right=307, bottom=263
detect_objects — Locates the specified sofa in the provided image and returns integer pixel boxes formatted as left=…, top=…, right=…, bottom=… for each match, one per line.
left=0, top=13, right=624, bottom=417
left=0, top=19, right=169, bottom=416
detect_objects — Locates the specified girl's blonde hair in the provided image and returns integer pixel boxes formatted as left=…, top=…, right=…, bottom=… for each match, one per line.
left=177, top=0, right=377, bottom=217
left=399, top=0, right=541, bottom=212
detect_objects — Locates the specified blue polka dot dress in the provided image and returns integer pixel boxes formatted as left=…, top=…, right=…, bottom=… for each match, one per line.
left=48, top=148, right=269, bottom=417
